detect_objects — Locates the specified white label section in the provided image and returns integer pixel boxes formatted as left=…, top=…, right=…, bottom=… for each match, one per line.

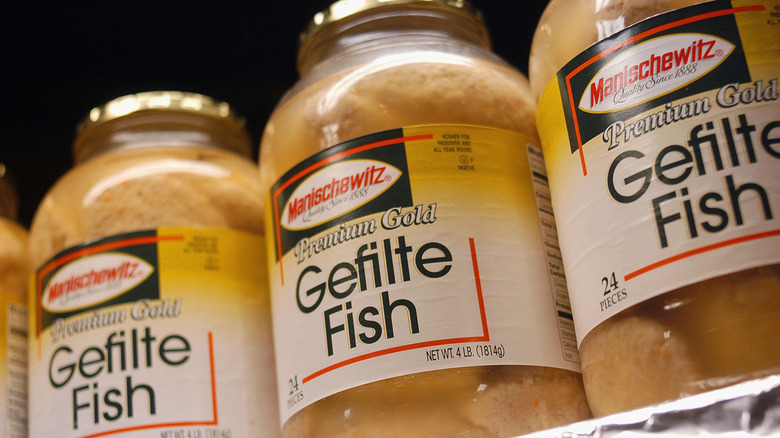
left=29, top=303, right=274, bottom=438
left=34, top=319, right=218, bottom=436
left=269, top=126, right=579, bottom=425
left=553, top=93, right=780, bottom=343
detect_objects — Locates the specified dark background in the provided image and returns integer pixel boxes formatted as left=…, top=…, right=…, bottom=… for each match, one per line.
left=2, top=1, right=548, bottom=229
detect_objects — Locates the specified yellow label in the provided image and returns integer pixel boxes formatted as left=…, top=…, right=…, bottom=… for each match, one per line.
left=537, top=0, right=780, bottom=343
left=28, top=228, right=277, bottom=437
left=267, top=124, right=579, bottom=425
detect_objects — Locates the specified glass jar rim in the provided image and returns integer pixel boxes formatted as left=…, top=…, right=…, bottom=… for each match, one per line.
left=298, top=0, right=488, bottom=66
left=73, top=91, right=252, bottom=163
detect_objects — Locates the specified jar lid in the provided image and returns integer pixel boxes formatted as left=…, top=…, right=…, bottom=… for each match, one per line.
left=299, top=0, right=488, bottom=66
left=77, top=91, right=245, bottom=134
left=74, top=91, right=252, bottom=163
left=0, top=163, right=19, bottom=221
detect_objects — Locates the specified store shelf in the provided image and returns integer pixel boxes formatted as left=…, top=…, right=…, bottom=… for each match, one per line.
left=522, top=375, right=780, bottom=437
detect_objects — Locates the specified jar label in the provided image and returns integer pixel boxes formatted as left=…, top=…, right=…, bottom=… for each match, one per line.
left=267, top=124, right=579, bottom=424
left=0, top=294, right=26, bottom=438
left=536, top=0, right=780, bottom=344
left=29, top=228, right=277, bottom=437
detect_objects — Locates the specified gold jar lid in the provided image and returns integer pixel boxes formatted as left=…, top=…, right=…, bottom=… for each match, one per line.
left=74, top=91, right=252, bottom=163
left=299, top=0, right=488, bottom=71
left=78, top=91, right=243, bottom=131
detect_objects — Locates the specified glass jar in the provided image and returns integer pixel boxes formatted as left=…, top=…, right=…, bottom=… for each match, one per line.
left=0, top=164, right=28, bottom=437
left=529, top=0, right=780, bottom=417
left=27, top=91, right=279, bottom=437
left=260, top=1, right=591, bottom=436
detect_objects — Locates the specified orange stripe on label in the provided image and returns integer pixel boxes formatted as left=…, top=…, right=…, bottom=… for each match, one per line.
left=625, top=228, right=780, bottom=281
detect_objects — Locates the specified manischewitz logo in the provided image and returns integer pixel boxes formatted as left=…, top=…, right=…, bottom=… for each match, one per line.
left=580, top=34, right=734, bottom=113
left=555, top=0, right=755, bottom=172
left=282, top=159, right=401, bottom=231
left=41, top=252, right=153, bottom=313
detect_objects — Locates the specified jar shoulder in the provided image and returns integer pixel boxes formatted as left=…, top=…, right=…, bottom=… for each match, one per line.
left=29, top=147, right=264, bottom=267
